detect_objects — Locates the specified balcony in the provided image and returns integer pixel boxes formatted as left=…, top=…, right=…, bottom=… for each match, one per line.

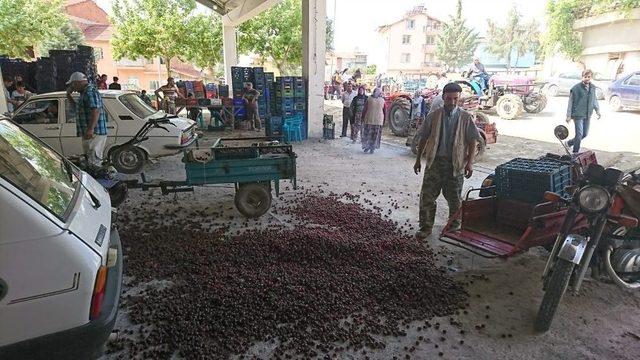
left=116, top=58, right=146, bottom=68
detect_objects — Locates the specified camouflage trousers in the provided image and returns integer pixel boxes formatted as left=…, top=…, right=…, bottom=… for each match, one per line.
left=419, top=157, right=464, bottom=232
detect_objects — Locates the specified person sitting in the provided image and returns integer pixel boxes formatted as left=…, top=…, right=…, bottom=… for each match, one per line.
left=35, top=101, right=59, bottom=124
left=467, top=58, right=490, bottom=92
left=139, top=89, right=152, bottom=106
left=97, top=74, right=108, bottom=90
left=11, top=81, right=33, bottom=108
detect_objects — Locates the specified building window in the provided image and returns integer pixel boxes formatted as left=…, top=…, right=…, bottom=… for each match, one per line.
left=401, top=53, right=411, bottom=63
left=149, top=80, right=160, bottom=90
left=127, top=77, right=139, bottom=90
left=402, top=35, right=411, bottom=44
left=94, top=48, right=103, bottom=60
left=425, top=35, right=435, bottom=45
left=406, top=19, right=415, bottom=29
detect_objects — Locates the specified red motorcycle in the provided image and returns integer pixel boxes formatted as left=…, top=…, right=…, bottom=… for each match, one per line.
left=535, top=125, right=640, bottom=331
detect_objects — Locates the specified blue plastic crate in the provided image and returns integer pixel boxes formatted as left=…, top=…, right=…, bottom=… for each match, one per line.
left=266, top=116, right=283, bottom=137
left=495, top=158, right=571, bottom=203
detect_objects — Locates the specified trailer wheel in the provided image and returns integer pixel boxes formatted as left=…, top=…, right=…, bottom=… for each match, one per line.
left=496, top=94, right=523, bottom=120
left=235, top=182, right=272, bottom=218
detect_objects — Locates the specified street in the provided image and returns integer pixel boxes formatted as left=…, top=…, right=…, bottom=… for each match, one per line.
left=488, top=95, right=640, bottom=155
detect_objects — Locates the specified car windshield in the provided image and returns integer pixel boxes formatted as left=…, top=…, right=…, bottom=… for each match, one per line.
left=118, top=93, right=157, bottom=119
left=0, top=120, right=78, bottom=220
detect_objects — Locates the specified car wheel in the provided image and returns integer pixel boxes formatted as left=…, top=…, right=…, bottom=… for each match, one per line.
left=609, top=95, right=623, bottom=112
left=110, top=146, right=147, bottom=174
left=546, top=84, right=559, bottom=97
left=595, top=87, right=604, bottom=100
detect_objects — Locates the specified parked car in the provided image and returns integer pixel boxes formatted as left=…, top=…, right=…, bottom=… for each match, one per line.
left=0, top=117, right=122, bottom=359
left=543, top=71, right=610, bottom=99
left=9, top=90, right=198, bottom=173
left=606, top=71, right=640, bottom=111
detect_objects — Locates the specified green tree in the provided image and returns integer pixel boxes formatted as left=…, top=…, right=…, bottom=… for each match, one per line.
left=435, top=0, right=479, bottom=70
left=111, top=0, right=222, bottom=75
left=365, top=64, right=377, bottom=76
left=0, top=0, right=66, bottom=58
left=182, top=14, right=223, bottom=72
left=326, top=17, right=335, bottom=52
left=545, top=0, right=640, bottom=61
left=485, top=5, right=540, bottom=73
left=238, top=0, right=334, bottom=74
left=238, top=0, right=302, bottom=74
left=39, top=21, right=86, bottom=56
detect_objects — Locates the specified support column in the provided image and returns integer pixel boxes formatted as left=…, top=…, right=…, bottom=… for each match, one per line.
left=222, top=25, right=238, bottom=90
left=302, top=0, right=326, bottom=138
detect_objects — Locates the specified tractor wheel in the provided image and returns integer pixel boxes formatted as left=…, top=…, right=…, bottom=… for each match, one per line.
left=496, top=94, right=523, bottom=120
left=524, top=93, right=547, bottom=114
left=235, top=182, right=272, bottom=218
left=388, top=97, right=411, bottom=137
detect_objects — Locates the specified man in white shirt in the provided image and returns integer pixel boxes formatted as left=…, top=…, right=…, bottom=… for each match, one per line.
left=340, top=82, right=357, bottom=137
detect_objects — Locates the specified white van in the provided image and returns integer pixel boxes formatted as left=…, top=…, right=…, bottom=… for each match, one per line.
left=0, top=118, right=122, bottom=359
left=10, top=90, right=198, bottom=173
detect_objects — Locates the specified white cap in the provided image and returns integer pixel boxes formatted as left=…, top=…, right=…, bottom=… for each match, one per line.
left=66, top=72, right=88, bottom=85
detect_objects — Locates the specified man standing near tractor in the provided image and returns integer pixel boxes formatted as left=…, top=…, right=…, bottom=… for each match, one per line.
left=566, top=69, right=601, bottom=153
left=340, top=83, right=356, bottom=138
left=413, top=83, right=480, bottom=239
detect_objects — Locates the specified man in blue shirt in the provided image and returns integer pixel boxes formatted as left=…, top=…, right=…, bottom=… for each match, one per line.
left=566, top=69, right=601, bottom=153
left=66, top=72, right=108, bottom=166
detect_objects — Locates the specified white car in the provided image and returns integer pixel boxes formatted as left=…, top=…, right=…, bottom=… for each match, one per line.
left=0, top=118, right=122, bottom=358
left=10, top=90, right=198, bottom=173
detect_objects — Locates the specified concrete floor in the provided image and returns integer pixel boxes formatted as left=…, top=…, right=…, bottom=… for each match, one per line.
left=104, top=103, right=640, bottom=359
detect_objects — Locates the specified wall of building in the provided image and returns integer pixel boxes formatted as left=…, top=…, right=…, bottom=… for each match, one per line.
left=377, top=13, right=441, bottom=77
left=575, top=9, right=640, bottom=78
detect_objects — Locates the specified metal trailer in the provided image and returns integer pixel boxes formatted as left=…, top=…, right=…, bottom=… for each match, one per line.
left=126, top=137, right=297, bottom=218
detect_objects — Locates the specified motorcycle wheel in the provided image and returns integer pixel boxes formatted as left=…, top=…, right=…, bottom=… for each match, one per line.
left=534, top=259, right=575, bottom=332
left=388, top=97, right=411, bottom=137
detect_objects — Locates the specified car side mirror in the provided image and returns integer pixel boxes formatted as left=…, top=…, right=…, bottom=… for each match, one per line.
left=554, top=125, right=569, bottom=140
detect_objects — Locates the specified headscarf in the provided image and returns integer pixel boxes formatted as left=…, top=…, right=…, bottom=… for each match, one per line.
left=357, top=85, right=366, bottom=96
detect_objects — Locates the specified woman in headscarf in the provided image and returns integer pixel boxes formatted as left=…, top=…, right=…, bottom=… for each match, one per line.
left=361, top=87, right=385, bottom=153
left=349, top=85, right=367, bottom=143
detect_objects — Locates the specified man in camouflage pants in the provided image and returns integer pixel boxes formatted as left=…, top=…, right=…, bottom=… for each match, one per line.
left=413, top=83, right=480, bottom=239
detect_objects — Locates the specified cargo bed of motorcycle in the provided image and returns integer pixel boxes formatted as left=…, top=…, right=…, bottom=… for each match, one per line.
left=440, top=191, right=588, bottom=258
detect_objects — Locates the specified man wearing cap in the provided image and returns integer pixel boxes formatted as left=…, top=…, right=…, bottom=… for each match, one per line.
left=413, top=83, right=480, bottom=239
left=66, top=72, right=108, bottom=166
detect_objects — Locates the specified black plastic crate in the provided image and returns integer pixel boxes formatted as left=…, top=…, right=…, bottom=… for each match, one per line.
left=495, top=158, right=572, bottom=203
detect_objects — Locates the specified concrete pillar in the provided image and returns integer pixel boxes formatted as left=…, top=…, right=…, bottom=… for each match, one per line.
left=222, top=25, right=238, bottom=90
left=302, top=0, right=326, bottom=138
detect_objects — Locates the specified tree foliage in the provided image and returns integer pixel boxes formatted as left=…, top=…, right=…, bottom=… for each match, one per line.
left=39, top=21, right=86, bottom=57
left=435, top=0, right=479, bottom=70
left=238, top=0, right=333, bottom=74
left=111, top=0, right=222, bottom=75
left=326, top=18, right=335, bottom=52
left=485, top=5, right=540, bottom=73
left=545, top=0, right=640, bottom=60
left=238, top=0, right=303, bottom=74
left=0, top=0, right=66, bottom=58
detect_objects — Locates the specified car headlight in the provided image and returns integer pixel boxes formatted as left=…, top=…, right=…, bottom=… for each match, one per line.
left=577, top=185, right=610, bottom=213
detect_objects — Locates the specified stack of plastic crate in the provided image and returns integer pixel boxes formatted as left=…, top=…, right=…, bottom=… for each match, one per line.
left=265, top=72, right=276, bottom=115
left=495, top=158, right=572, bottom=203
left=253, top=67, right=268, bottom=123
left=35, top=58, right=57, bottom=93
